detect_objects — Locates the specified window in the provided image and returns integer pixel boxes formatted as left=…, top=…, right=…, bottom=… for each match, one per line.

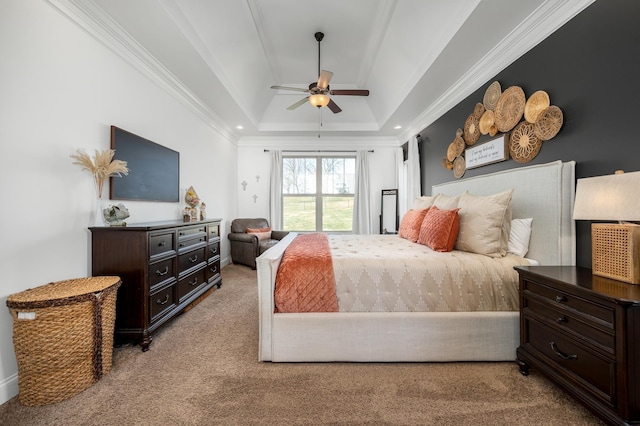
left=282, top=156, right=355, bottom=232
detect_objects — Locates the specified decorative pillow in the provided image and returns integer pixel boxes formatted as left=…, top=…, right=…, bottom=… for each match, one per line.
left=508, top=218, right=533, bottom=257
left=398, top=208, right=430, bottom=243
left=432, top=192, right=463, bottom=210
left=247, top=227, right=272, bottom=241
left=413, top=196, right=436, bottom=210
left=417, top=206, right=460, bottom=252
left=455, top=189, right=514, bottom=257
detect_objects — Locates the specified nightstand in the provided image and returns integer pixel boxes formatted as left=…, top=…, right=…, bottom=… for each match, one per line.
left=514, top=266, right=640, bottom=425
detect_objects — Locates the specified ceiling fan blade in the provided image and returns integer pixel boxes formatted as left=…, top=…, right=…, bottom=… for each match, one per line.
left=330, top=89, right=370, bottom=96
left=317, top=70, right=333, bottom=90
left=327, top=99, right=342, bottom=114
left=287, top=97, right=310, bottom=110
left=271, top=85, right=309, bottom=93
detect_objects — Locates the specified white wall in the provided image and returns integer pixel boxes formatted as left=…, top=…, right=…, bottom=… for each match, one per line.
left=236, top=138, right=399, bottom=231
left=0, top=0, right=236, bottom=404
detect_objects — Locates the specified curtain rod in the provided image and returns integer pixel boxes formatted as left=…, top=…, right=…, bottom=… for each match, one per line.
left=264, top=149, right=374, bottom=153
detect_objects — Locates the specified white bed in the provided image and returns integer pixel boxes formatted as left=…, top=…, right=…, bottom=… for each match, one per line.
left=257, top=160, right=576, bottom=362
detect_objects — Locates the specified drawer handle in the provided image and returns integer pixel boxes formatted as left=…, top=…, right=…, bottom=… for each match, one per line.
left=189, top=277, right=198, bottom=286
left=159, top=241, right=166, bottom=247
left=210, top=246, right=218, bottom=254
left=550, top=341, right=577, bottom=361
left=210, top=266, right=218, bottom=274
left=179, top=243, right=185, bottom=247
left=555, top=295, right=567, bottom=303
left=155, top=266, right=169, bottom=276
left=555, top=316, right=567, bottom=324
left=157, top=294, right=170, bottom=305
left=189, top=254, right=198, bottom=263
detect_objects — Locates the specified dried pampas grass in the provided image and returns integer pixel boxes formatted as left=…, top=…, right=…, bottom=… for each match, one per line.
left=70, top=149, right=129, bottom=198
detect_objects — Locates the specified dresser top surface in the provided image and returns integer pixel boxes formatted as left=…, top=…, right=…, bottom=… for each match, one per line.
left=515, top=265, right=640, bottom=304
left=89, top=218, right=222, bottom=232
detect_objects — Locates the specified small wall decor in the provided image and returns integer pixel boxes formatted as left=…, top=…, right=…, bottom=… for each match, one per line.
left=252, top=194, right=257, bottom=203
left=443, top=80, right=563, bottom=178
left=241, top=180, right=247, bottom=191
left=256, top=175, right=260, bottom=182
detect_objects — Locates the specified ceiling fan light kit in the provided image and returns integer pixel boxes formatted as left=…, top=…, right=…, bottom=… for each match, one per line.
left=270, top=32, right=370, bottom=113
left=309, top=93, right=330, bottom=108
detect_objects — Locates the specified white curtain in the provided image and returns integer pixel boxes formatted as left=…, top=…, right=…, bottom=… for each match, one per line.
left=269, top=150, right=283, bottom=230
left=352, top=150, right=371, bottom=234
left=396, top=147, right=407, bottom=220
left=406, top=135, right=422, bottom=212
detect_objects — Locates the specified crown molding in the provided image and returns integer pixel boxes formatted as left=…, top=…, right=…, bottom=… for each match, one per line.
left=399, top=0, right=595, bottom=143
left=45, top=0, right=238, bottom=144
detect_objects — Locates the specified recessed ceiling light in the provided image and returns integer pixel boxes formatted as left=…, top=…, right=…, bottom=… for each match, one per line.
left=236, top=125, right=244, bottom=130
left=393, top=125, right=402, bottom=130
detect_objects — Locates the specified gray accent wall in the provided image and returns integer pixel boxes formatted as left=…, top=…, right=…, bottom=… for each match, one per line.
left=418, top=0, right=640, bottom=268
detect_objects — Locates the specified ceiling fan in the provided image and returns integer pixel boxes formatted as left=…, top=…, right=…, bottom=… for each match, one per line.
left=270, top=32, right=370, bottom=114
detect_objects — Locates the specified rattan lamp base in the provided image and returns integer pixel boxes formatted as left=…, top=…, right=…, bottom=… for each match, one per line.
left=592, top=223, right=640, bottom=284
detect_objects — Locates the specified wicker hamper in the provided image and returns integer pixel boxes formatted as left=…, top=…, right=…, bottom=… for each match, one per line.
left=6, top=276, right=121, bottom=406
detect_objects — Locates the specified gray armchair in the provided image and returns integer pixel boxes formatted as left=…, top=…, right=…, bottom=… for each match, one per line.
left=228, top=218, right=289, bottom=269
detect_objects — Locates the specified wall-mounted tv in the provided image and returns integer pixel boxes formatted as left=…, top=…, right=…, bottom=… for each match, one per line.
left=109, top=126, right=180, bottom=202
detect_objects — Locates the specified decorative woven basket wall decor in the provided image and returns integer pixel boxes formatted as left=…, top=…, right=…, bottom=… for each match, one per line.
left=534, top=105, right=563, bottom=140
left=463, top=113, right=480, bottom=145
left=6, top=276, right=121, bottom=406
left=509, top=121, right=542, bottom=163
left=453, top=156, right=466, bottom=178
left=494, top=86, right=525, bottom=132
left=524, top=90, right=550, bottom=123
left=592, top=223, right=640, bottom=284
left=483, top=81, right=501, bottom=111
left=479, top=110, right=495, bottom=135
left=473, top=102, right=486, bottom=118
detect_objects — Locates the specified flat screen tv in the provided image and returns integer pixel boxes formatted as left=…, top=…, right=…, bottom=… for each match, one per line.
left=109, top=126, right=180, bottom=202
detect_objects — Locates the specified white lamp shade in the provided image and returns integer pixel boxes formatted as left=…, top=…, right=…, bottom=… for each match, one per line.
left=573, top=171, right=640, bottom=221
left=308, top=94, right=330, bottom=108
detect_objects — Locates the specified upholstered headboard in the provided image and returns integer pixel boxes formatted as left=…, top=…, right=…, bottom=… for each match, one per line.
left=431, top=160, right=575, bottom=266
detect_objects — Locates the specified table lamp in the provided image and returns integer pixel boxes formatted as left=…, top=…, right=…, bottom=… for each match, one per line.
left=573, top=170, right=640, bottom=284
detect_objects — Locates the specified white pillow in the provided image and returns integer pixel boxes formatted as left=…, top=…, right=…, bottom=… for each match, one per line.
left=455, top=189, right=513, bottom=257
left=432, top=192, right=463, bottom=210
left=413, top=196, right=436, bottom=210
left=508, top=218, right=533, bottom=258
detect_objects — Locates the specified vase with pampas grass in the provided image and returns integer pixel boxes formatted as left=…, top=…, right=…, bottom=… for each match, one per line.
left=70, top=149, right=129, bottom=226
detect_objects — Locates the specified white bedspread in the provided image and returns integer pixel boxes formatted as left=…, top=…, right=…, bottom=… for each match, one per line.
left=329, top=235, right=530, bottom=313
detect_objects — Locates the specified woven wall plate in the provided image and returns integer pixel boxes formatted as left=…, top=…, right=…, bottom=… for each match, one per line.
left=524, top=90, right=550, bottom=123
left=463, top=113, right=480, bottom=145
left=453, top=156, right=466, bottom=178
left=479, top=110, right=495, bottom=135
left=446, top=142, right=457, bottom=161
left=489, top=125, right=498, bottom=136
left=509, top=121, right=542, bottom=163
left=441, top=157, right=453, bottom=170
left=456, top=128, right=463, bottom=138
left=473, top=102, right=486, bottom=118
left=534, top=105, right=563, bottom=140
left=483, top=81, right=501, bottom=111
left=494, top=86, right=525, bottom=132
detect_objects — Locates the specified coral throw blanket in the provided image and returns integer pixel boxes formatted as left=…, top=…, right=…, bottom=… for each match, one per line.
left=274, top=233, right=338, bottom=313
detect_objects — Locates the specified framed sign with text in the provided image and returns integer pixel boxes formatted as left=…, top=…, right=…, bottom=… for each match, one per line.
left=465, top=135, right=509, bottom=169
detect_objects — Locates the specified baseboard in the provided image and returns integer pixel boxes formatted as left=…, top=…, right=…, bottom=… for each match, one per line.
left=0, top=372, right=18, bottom=405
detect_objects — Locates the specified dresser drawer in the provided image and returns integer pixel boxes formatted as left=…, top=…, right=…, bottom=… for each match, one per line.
left=524, top=280, right=614, bottom=326
left=149, top=232, right=175, bottom=260
left=178, top=234, right=207, bottom=252
left=208, top=225, right=219, bottom=239
left=149, top=283, right=176, bottom=323
left=207, top=256, right=221, bottom=282
left=207, top=240, right=220, bottom=258
left=178, top=225, right=207, bottom=239
left=526, top=318, right=615, bottom=406
left=178, top=246, right=206, bottom=275
left=524, top=296, right=614, bottom=354
left=148, top=257, right=175, bottom=289
left=177, top=266, right=207, bottom=303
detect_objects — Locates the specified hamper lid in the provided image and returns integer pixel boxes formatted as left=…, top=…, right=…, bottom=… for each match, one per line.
left=6, top=276, right=121, bottom=308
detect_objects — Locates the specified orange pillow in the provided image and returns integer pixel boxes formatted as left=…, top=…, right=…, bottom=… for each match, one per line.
left=247, top=227, right=272, bottom=241
left=398, top=208, right=429, bottom=243
left=417, top=206, right=460, bottom=252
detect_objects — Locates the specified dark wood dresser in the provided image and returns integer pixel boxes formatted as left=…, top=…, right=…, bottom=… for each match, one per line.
left=90, top=219, right=222, bottom=351
left=515, top=266, right=640, bottom=425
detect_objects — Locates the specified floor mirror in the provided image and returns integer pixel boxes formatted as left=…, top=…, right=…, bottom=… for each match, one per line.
left=380, top=189, right=399, bottom=234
